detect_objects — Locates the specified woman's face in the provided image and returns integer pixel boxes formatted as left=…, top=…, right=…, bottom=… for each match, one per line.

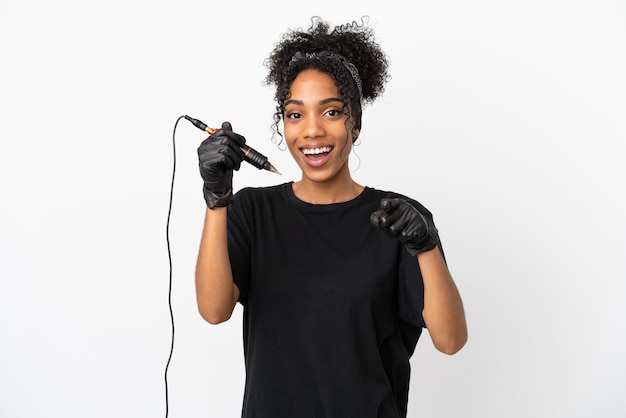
left=283, top=69, right=358, bottom=186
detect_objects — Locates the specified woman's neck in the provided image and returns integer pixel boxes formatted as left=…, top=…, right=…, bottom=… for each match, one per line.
left=292, top=177, right=364, bottom=204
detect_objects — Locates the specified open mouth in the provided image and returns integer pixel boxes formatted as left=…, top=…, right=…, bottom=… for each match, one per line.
left=301, top=146, right=333, bottom=157
left=300, top=146, right=334, bottom=167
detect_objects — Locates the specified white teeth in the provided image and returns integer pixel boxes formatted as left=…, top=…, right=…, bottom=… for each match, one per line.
left=302, top=146, right=333, bottom=155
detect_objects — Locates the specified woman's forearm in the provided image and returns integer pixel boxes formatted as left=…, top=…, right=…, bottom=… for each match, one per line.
left=418, top=247, right=468, bottom=354
left=195, top=207, right=239, bottom=324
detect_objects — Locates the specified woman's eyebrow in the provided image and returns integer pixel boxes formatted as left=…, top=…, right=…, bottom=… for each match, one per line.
left=284, top=97, right=344, bottom=106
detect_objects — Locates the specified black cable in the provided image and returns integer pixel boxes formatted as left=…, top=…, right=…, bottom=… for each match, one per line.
left=165, top=115, right=186, bottom=417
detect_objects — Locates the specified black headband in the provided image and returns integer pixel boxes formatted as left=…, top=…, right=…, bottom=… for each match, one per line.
left=289, top=51, right=363, bottom=100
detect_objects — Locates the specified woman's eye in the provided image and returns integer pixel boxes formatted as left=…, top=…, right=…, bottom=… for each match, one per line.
left=286, top=112, right=301, bottom=119
left=326, top=109, right=341, bottom=117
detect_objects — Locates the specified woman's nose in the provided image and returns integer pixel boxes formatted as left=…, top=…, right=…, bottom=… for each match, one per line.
left=302, top=115, right=325, bottom=139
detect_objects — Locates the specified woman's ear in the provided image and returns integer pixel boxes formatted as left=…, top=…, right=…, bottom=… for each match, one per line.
left=352, top=128, right=360, bottom=143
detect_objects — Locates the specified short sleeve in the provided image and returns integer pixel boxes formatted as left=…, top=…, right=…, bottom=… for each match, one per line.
left=397, top=249, right=425, bottom=356
left=227, top=191, right=253, bottom=305
left=395, top=195, right=444, bottom=356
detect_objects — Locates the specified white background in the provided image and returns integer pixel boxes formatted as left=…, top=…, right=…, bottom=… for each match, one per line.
left=1, top=1, right=625, bottom=417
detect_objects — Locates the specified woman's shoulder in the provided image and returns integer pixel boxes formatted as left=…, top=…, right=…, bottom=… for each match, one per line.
left=235, top=182, right=288, bottom=196
left=232, top=182, right=291, bottom=206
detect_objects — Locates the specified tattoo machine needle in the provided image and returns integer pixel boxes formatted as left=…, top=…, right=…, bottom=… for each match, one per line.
left=184, top=115, right=280, bottom=175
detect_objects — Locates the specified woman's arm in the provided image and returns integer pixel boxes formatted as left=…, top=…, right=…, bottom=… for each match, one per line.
left=370, top=197, right=467, bottom=354
left=418, top=246, right=467, bottom=354
left=195, top=122, right=246, bottom=324
left=195, top=207, right=240, bottom=324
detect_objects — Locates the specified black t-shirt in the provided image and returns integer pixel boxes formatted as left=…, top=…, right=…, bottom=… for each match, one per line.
left=227, top=182, right=432, bottom=418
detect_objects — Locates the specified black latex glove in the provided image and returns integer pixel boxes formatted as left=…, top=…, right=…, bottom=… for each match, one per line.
left=197, top=121, right=246, bottom=208
left=370, top=198, right=439, bottom=256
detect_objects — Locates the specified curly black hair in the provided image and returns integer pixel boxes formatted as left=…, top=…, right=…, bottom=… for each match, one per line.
left=264, top=16, right=390, bottom=140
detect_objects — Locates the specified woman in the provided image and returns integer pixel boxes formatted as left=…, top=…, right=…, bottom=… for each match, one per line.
left=195, top=16, right=467, bottom=418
